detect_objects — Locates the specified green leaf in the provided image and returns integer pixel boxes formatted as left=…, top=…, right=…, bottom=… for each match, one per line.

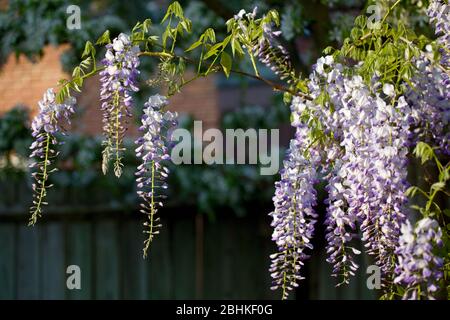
left=323, top=46, right=335, bottom=55
left=162, top=1, right=183, bottom=23
left=268, top=9, right=280, bottom=25
left=142, top=19, right=152, bottom=33
left=132, top=21, right=142, bottom=32
left=406, top=186, right=420, bottom=197
left=231, top=37, right=244, bottom=57
left=296, top=80, right=308, bottom=93
left=72, top=66, right=81, bottom=78
left=185, top=40, right=202, bottom=52
left=204, top=42, right=223, bottom=59
left=81, top=41, right=95, bottom=59
left=409, top=204, right=422, bottom=212
left=439, top=168, right=450, bottom=182
left=431, top=182, right=445, bottom=192
left=180, top=19, right=192, bottom=33
left=79, top=57, right=92, bottom=70
left=204, top=28, right=216, bottom=43
left=222, top=35, right=232, bottom=48
left=220, top=52, right=232, bottom=77
left=413, top=142, right=434, bottom=164
left=283, top=92, right=292, bottom=104
left=96, top=30, right=111, bottom=45
left=354, top=15, right=367, bottom=29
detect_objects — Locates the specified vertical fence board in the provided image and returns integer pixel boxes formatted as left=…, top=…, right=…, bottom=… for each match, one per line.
left=0, top=205, right=385, bottom=300
left=95, top=219, right=120, bottom=299
left=0, top=224, right=15, bottom=299
left=317, top=248, right=338, bottom=300
left=121, top=219, right=148, bottom=299
left=220, top=218, right=236, bottom=299
left=203, top=217, right=222, bottom=299
left=235, top=218, right=259, bottom=299
left=41, top=223, right=65, bottom=299
left=358, top=252, right=378, bottom=299
left=259, top=218, right=278, bottom=300
left=66, top=221, right=93, bottom=299
left=17, top=226, right=40, bottom=299
left=148, top=217, right=172, bottom=299
left=171, top=217, right=196, bottom=299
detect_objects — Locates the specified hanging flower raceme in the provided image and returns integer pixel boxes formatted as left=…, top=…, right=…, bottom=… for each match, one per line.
left=100, top=33, right=140, bottom=177
left=314, top=57, right=410, bottom=283
left=428, top=0, right=450, bottom=68
left=305, top=58, right=364, bottom=283
left=271, top=55, right=412, bottom=294
left=135, top=95, right=177, bottom=257
left=394, top=218, right=444, bottom=300
left=404, top=1, right=450, bottom=155
left=269, top=97, right=321, bottom=299
left=331, top=78, right=410, bottom=280
left=29, top=88, right=76, bottom=225
left=253, top=24, right=296, bottom=83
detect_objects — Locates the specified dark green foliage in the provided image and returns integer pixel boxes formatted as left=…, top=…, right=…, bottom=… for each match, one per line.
left=0, top=103, right=287, bottom=217
left=0, top=106, right=31, bottom=156
left=0, top=0, right=125, bottom=71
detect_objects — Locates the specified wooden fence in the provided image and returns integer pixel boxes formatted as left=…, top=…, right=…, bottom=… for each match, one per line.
left=0, top=180, right=377, bottom=300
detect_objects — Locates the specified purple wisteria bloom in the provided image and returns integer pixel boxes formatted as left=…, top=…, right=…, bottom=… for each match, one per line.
left=135, top=94, right=177, bottom=257
left=269, top=96, right=321, bottom=299
left=404, top=2, right=450, bottom=155
left=100, top=33, right=140, bottom=177
left=428, top=0, right=450, bottom=68
left=394, top=218, right=444, bottom=300
left=29, top=88, right=76, bottom=225
left=253, top=21, right=295, bottom=83
left=268, top=0, right=448, bottom=298
left=289, top=56, right=410, bottom=285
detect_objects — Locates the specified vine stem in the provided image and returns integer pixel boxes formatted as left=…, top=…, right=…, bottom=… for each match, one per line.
left=29, top=132, right=51, bottom=226
left=57, top=66, right=105, bottom=103
left=139, top=50, right=313, bottom=100
left=138, top=51, right=173, bottom=59
left=249, top=53, right=260, bottom=77
left=381, top=0, right=402, bottom=26
left=229, top=69, right=312, bottom=100
left=113, top=90, right=122, bottom=177
left=143, top=160, right=156, bottom=258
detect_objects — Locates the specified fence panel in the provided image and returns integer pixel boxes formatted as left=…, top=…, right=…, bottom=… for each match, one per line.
left=0, top=180, right=379, bottom=300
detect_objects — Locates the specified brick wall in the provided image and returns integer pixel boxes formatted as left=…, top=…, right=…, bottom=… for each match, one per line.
left=169, top=70, right=220, bottom=129
left=0, top=45, right=221, bottom=135
left=0, top=45, right=69, bottom=117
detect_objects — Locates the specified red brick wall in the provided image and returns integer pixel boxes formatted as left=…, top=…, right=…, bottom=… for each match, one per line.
left=0, top=45, right=69, bottom=117
left=169, top=70, right=220, bottom=129
left=0, top=46, right=220, bottom=135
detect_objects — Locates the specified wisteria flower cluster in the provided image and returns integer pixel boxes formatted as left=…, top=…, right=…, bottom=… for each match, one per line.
left=405, top=52, right=450, bottom=154
left=24, top=0, right=448, bottom=300
left=269, top=120, right=321, bottom=298
left=428, top=0, right=450, bottom=68
left=404, top=2, right=450, bottom=155
left=269, top=56, right=413, bottom=293
left=100, top=33, right=140, bottom=177
left=29, top=88, right=76, bottom=225
left=394, top=218, right=444, bottom=300
left=254, top=23, right=296, bottom=84
left=267, top=0, right=450, bottom=297
left=135, top=95, right=177, bottom=257
left=233, top=7, right=297, bottom=84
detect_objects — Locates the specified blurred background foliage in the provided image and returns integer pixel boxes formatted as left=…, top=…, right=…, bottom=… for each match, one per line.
left=0, top=103, right=288, bottom=217
left=0, top=0, right=433, bottom=71
left=0, top=0, right=443, bottom=300
left=0, top=0, right=440, bottom=217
